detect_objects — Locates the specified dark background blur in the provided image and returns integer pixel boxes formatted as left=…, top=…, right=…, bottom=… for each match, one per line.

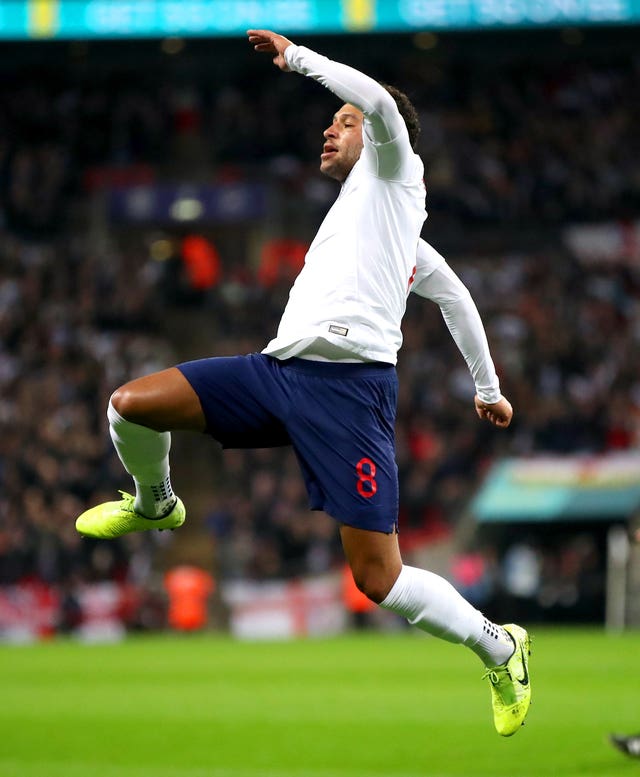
left=1, top=21, right=639, bottom=637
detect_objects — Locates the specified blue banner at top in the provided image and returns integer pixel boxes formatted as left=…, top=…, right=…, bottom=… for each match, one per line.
left=1, top=0, right=639, bottom=40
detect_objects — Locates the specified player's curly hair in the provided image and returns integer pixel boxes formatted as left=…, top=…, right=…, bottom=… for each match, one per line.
left=381, top=84, right=421, bottom=151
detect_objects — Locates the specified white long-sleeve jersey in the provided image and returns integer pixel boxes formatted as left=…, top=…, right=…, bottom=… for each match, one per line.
left=262, top=44, right=501, bottom=403
left=411, top=242, right=501, bottom=405
left=262, top=44, right=426, bottom=364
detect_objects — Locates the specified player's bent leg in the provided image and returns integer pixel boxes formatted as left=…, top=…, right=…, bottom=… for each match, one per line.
left=76, top=368, right=204, bottom=539
left=339, top=525, right=402, bottom=603
left=111, top=367, right=207, bottom=432
left=343, top=527, right=533, bottom=737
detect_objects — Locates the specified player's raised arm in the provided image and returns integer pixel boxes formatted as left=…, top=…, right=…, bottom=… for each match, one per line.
left=247, top=29, right=413, bottom=175
left=411, top=239, right=513, bottom=429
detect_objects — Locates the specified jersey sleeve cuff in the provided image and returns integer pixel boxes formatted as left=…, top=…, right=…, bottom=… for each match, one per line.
left=476, top=387, right=502, bottom=405
left=284, top=43, right=302, bottom=71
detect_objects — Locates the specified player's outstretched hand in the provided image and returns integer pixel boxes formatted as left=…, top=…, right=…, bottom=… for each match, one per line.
left=474, top=395, right=513, bottom=428
left=247, top=29, right=294, bottom=71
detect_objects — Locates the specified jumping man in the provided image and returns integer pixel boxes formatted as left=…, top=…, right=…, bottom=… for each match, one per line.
left=76, top=30, right=532, bottom=736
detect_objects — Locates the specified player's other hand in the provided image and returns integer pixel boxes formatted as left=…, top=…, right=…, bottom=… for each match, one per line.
left=474, top=395, right=513, bottom=428
left=247, top=29, right=293, bottom=71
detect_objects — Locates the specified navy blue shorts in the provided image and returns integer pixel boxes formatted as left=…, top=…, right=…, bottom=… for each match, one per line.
left=177, top=354, right=399, bottom=533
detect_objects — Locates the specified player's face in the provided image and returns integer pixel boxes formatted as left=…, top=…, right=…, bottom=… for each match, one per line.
left=320, top=104, right=364, bottom=182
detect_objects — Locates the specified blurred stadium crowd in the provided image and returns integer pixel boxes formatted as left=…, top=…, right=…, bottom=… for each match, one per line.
left=1, top=32, right=639, bottom=628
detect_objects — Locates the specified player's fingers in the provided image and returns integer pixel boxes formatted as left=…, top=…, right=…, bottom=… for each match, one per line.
left=247, top=28, right=273, bottom=37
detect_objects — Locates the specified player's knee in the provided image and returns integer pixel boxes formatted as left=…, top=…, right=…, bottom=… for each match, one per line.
left=351, top=566, right=394, bottom=605
left=110, top=386, right=143, bottom=422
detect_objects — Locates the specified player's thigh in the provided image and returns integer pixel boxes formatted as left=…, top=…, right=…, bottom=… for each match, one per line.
left=177, top=354, right=290, bottom=446
left=111, top=367, right=205, bottom=432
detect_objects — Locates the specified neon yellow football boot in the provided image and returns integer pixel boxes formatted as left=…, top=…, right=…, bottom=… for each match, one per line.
left=483, top=623, right=532, bottom=737
left=76, top=491, right=186, bottom=539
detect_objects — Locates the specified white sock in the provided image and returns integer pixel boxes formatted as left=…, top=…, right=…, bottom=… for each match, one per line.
left=107, top=399, right=176, bottom=518
left=380, top=565, right=514, bottom=667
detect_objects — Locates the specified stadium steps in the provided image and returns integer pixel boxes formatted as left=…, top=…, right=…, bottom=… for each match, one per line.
left=155, top=306, right=223, bottom=574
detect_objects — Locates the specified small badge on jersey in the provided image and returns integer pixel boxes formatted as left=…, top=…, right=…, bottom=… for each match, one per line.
left=328, top=324, right=349, bottom=337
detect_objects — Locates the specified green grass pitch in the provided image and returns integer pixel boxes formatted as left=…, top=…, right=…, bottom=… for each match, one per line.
left=1, top=628, right=638, bottom=777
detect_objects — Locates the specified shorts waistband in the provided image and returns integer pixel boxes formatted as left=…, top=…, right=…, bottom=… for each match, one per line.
left=277, top=356, right=395, bottom=378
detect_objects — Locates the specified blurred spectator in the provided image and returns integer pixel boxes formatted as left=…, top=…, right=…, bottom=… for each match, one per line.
left=0, top=34, right=639, bottom=628
left=164, top=565, right=215, bottom=631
